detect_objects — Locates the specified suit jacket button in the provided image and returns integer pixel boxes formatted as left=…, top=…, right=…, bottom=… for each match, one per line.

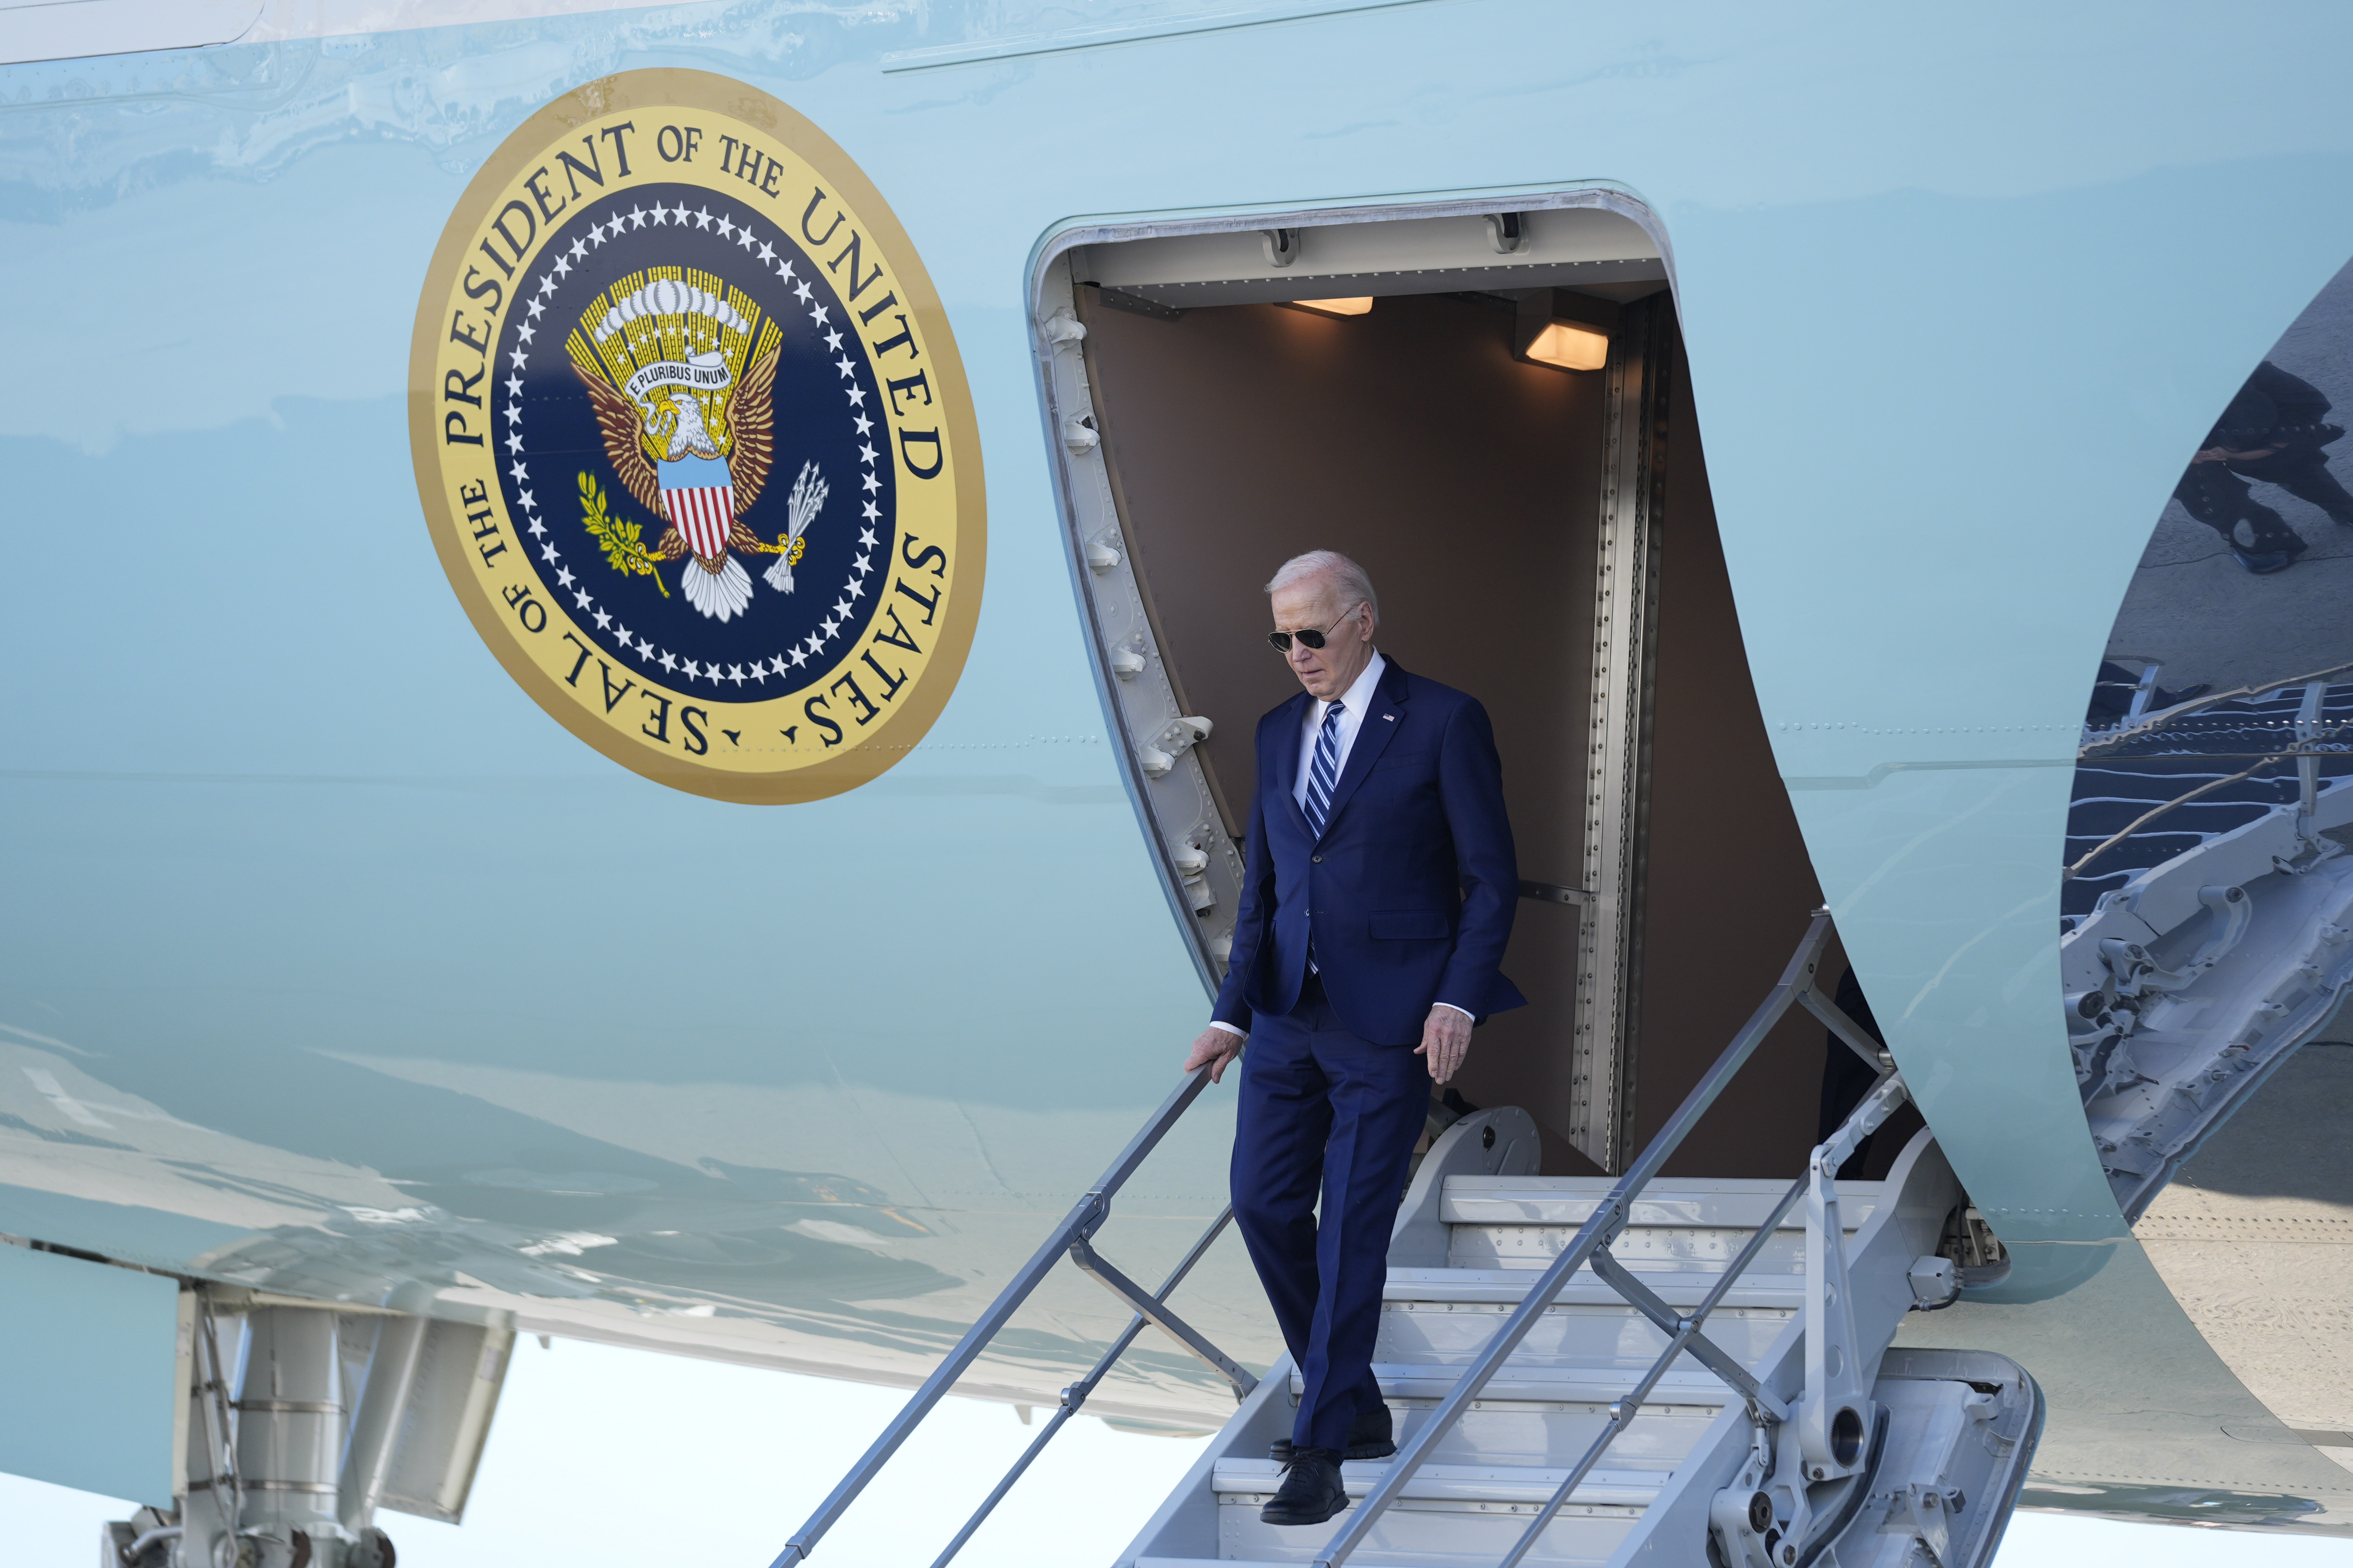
left=1311, top=854, right=1322, bottom=863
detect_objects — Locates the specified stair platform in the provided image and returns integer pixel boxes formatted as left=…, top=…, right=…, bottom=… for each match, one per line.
left=1436, top=1177, right=1878, bottom=1231
left=1288, top=1361, right=1737, bottom=1408
left=1383, top=1266, right=1805, bottom=1309
left=1210, top=1458, right=1668, bottom=1508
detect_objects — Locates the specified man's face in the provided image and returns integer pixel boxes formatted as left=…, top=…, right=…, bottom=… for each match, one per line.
left=1270, top=578, right=1374, bottom=702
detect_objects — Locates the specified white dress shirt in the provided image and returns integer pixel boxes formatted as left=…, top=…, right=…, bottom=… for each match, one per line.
left=1295, top=651, right=1388, bottom=815
left=1210, top=650, right=1470, bottom=1037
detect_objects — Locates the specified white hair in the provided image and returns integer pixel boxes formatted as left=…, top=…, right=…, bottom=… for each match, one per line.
left=1265, top=550, right=1379, bottom=623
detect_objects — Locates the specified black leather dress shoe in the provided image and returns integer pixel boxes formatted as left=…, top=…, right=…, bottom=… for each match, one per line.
left=1260, top=1449, right=1348, bottom=1526
left=1270, top=1407, right=1395, bottom=1463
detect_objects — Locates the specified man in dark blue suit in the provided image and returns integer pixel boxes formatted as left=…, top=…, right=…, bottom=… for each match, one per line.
left=1182, top=550, right=1523, bottom=1527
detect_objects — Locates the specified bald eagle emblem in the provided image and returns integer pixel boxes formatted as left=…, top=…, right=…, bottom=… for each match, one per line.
left=566, top=270, right=828, bottom=622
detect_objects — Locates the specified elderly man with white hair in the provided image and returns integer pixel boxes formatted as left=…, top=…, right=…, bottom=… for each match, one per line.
left=1182, top=549, right=1524, bottom=1526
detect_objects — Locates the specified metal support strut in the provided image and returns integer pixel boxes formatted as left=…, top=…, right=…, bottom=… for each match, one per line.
left=921, top=1210, right=1237, bottom=1568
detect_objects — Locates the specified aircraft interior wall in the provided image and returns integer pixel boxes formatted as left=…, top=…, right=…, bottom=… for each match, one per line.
left=1073, top=278, right=1861, bottom=1178
left=1629, top=350, right=1923, bottom=1180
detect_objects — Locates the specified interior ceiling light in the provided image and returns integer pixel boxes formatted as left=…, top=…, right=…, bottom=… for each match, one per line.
left=1523, top=320, right=1610, bottom=371
left=1513, top=289, right=1620, bottom=372
left=1283, top=296, right=1374, bottom=318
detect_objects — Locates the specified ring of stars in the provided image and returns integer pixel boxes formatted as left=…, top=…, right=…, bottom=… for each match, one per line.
left=502, top=200, right=887, bottom=692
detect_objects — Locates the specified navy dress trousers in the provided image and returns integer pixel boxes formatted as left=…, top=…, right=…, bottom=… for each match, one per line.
left=1213, top=655, right=1523, bottom=1456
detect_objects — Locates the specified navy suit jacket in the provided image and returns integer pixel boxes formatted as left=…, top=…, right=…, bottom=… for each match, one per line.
left=1211, top=657, right=1526, bottom=1047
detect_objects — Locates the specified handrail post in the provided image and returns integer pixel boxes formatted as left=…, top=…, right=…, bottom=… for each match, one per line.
left=1798, top=1069, right=1910, bottom=1485
left=1308, top=910, right=1838, bottom=1568
left=769, top=1066, right=1215, bottom=1568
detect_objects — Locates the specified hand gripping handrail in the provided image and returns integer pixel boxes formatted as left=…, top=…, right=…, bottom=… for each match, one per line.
left=770, top=1064, right=1244, bottom=1568
left=1312, top=908, right=1883, bottom=1568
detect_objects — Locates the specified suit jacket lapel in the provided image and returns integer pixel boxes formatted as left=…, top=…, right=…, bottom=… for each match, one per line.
left=1269, top=691, right=1314, bottom=832
left=1316, top=657, right=1409, bottom=837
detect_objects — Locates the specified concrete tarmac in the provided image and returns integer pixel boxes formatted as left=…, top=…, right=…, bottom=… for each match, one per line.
left=2137, top=1043, right=2353, bottom=1480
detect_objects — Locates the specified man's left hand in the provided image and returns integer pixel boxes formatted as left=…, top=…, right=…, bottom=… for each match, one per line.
left=1416, top=1005, right=1471, bottom=1085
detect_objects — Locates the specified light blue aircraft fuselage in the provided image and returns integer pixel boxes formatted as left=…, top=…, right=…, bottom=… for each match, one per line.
left=5, top=0, right=2353, bottom=1543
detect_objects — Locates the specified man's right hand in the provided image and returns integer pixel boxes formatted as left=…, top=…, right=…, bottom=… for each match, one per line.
left=1184, top=1026, right=1245, bottom=1084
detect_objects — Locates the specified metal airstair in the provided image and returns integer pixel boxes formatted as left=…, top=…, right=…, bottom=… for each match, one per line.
left=768, top=913, right=2044, bottom=1568
left=1118, top=1118, right=2038, bottom=1568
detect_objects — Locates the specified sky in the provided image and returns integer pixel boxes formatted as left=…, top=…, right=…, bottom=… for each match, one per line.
left=7, top=1336, right=2353, bottom=1567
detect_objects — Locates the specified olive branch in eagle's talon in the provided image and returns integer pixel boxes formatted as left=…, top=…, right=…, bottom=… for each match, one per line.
left=577, top=471, right=671, bottom=598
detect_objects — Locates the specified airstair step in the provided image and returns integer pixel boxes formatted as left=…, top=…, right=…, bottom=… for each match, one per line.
left=1201, top=1459, right=1652, bottom=1565
left=1290, top=1361, right=1735, bottom=1407
left=1129, top=1561, right=1609, bottom=1568
left=1438, top=1176, right=1882, bottom=1230
left=1380, top=1298, right=1790, bottom=1361
left=1385, top=1266, right=1803, bottom=1308
left=1135, top=1561, right=1502, bottom=1568
left=1135, top=1561, right=1513, bottom=1568
left=1210, top=1458, right=1667, bottom=1508
left=1136, top=1560, right=1612, bottom=1568
left=1135, top=1561, right=1519, bottom=1568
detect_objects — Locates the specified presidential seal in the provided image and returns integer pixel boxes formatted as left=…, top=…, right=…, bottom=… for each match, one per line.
left=410, top=70, right=983, bottom=802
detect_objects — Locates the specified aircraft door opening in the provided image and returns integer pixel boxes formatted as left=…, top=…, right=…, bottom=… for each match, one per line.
left=1034, top=199, right=1836, bottom=1178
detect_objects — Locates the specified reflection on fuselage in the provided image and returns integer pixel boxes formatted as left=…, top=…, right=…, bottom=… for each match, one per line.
left=2065, top=256, right=2353, bottom=1482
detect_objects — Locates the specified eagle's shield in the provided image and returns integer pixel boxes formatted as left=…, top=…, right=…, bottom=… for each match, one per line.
left=658, top=454, right=736, bottom=560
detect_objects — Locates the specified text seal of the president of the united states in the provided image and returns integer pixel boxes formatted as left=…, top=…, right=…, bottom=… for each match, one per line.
left=410, top=69, right=984, bottom=802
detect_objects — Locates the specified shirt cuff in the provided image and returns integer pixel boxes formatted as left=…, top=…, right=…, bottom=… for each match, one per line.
left=1433, top=1002, right=1473, bottom=1022
left=1208, top=1020, right=1247, bottom=1038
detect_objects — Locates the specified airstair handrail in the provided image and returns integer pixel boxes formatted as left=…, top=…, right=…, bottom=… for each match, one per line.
left=769, top=1063, right=1238, bottom=1568
left=1312, top=907, right=1899, bottom=1568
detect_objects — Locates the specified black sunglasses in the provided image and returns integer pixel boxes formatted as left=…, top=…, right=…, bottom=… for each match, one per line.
left=1267, top=604, right=1364, bottom=653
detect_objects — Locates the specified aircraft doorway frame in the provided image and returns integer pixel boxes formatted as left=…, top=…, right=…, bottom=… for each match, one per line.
left=1025, top=186, right=1676, bottom=1171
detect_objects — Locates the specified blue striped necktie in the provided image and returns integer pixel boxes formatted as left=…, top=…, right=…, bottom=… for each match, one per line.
left=1304, top=700, right=1345, bottom=837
